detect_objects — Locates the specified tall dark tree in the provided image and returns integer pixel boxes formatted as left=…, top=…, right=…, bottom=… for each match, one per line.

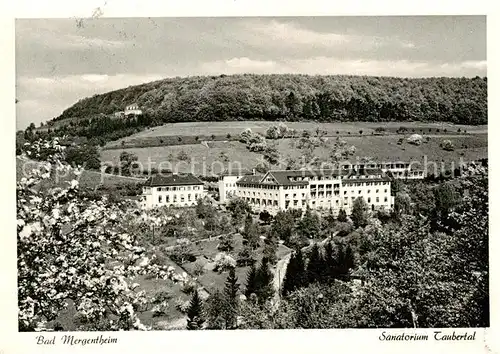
left=244, top=264, right=258, bottom=299
left=271, top=210, right=295, bottom=243
left=255, top=258, right=275, bottom=304
left=306, top=243, right=325, bottom=285
left=223, top=267, right=240, bottom=328
left=282, top=248, right=307, bottom=296
left=337, top=208, right=348, bottom=222
left=351, top=197, right=369, bottom=228
left=186, top=290, right=205, bottom=330
left=298, top=206, right=321, bottom=239
left=243, top=214, right=260, bottom=249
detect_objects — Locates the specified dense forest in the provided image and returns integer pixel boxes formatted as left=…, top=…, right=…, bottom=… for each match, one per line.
left=54, top=74, right=487, bottom=125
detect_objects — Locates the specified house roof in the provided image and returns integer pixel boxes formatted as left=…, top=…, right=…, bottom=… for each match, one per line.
left=236, top=175, right=263, bottom=184
left=221, top=167, right=254, bottom=176
left=144, top=174, right=203, bottom=187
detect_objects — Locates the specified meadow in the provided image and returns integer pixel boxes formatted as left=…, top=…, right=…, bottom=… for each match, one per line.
left=101, top=133, right=488, bottom=176
left=111, top=121, right=488, bottom=140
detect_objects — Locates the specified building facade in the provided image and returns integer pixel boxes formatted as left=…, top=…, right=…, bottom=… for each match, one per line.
left=125, top=103, right=143, bottom=116
left=141, top=173, right=206, bottom=209
left=217, top=167, right=255, bottom=203
left=225, top=167, right=395, bottom=215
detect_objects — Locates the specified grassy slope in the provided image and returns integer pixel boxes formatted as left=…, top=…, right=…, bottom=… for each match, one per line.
left=107, top=121, right=488, bottom=145
left=101, top=134, right=488, bottom=175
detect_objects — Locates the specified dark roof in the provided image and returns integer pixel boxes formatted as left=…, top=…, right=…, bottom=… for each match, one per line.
left=144, top=174, right=203, bottom=187
left=221, top=167, right=254, bottom=176
left=236, top=175, right=263, bottom=184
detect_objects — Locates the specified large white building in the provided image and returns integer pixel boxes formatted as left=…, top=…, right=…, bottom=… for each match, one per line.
left=217, top=167, right=255, bottom=203
left=141, top=173, right=206, bottom=209
left=221, top=167, right=395, bottom=215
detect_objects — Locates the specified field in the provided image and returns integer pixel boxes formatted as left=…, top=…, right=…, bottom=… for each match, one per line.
left=101, top=133, right=488, bottom=176
left=109, top=121, right=488, bottom=141
left=101, top=141, right=264, bottom=176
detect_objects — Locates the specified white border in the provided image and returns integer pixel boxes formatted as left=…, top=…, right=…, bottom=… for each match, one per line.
left=1, top=1, right=497, bottom=354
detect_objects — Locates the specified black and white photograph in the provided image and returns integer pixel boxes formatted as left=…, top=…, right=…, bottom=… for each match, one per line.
left=13, top=13, right=489, bottom=337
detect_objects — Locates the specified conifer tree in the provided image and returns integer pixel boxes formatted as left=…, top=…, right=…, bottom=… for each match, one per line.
left=244, top=263, right=258, bottom=298
left=306, top=243, right=325, bottom=285
left=282, top=248, right=307, bottom=296
left=186, top=289, right=205, bottom=330
left=337, top=208, right=348, bottom=222
left=224, top=267, right=239, bottom=328
left=255, top=257, right=275, bottom=304
left=298, top=206, right=321, bottom=239
left=205, top=289, right=228, bottom=329
left=243, top=214, right=260, bottom=249
left=323, top=241, right=337, bottom=281
left=351, top=197, right=369, bottom=228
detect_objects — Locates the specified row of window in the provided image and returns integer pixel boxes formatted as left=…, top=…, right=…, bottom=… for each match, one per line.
left=156, top=185, right=201, bottom=192
left=344, top=189, right=388, bottom=195
left=343, top=196, right=388, bottom=203
left=244, top=197, right=279, bottom=207
left=310, top=183, right=340, bottom=189
left=158, top=193, right=201, bottom=203
left=344, top=181, right=389, bottom=187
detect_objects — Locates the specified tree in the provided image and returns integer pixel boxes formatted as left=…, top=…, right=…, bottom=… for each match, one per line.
left=432, top=182, right=459, bottom=230
left=394, top=192, right=412, bottom=218
left=306, top=244, right=325, bottom=285
left=223, top=267, right=240, bottom=328
left=255, top=258, right=275, bottom=304
left=17, top=139, right=184, bottom=331
left=282, top=248, right=307, bottom=296
left=245, top=264, right=258, bottom=299
left=227, top=198, right=251, bottom=224
left=259, top=210, right=273, bottom=224
left=237, top=245, right=256, bottom=267
left=271, top=210, right=296, bottom=243
left=263, top=241, right=278, bottom=265
left=441, top=139, right=455, bottom=151
left=205, top=289, right=229, bottom=329
left=64, top=145, right=101, bottom=170
left=243, top=214, right=260, bottom=249
left=337, top=208, right=348, bottom=222
left=119, top=151, right=138, bottom=176
left=218, top=233, right=234, bottom=252
left=177, top=150, right=189, bottom=161
left=186, top=290, right=205, bottom=330
left=297, top=206, right=321, bottom=239
left=351, top=197, right=369, bottom=228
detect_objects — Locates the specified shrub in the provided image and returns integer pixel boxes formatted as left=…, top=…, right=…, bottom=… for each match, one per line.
left=177, top=150, right=190, bottom=161
left=442, top=139, right=455, bottom=151
left=213, top=252, right=236, bottom=272
left=193, top=261, right=205, bottom=276
left=181, top=279, right=198, bottom=294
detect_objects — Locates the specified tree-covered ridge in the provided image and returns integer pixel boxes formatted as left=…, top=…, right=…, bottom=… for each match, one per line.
left=56, top=74, right=487, bottom=125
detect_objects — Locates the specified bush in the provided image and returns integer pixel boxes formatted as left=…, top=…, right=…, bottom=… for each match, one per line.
left=177, top=150, right=190, bottom=161
left=442, top=139, right=455, bottom=151
left=193, top=261, right=205, bottom=276
left=181, top=279, right=198, bottom=294
left=213, top=252, right=236, bottom=272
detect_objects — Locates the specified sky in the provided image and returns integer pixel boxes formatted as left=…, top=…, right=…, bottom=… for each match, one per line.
left=15, top=16, right=487, bottom=130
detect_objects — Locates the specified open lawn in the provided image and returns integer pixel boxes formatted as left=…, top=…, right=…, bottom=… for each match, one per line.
left=111, top=121, right=488, bottom=141
left=101, top=133, right=488, bottom=176
left=101, top=141, right=263, bottom=176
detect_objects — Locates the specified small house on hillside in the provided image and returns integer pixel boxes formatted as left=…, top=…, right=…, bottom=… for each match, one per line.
left=124, top=103, right=142, bottom=116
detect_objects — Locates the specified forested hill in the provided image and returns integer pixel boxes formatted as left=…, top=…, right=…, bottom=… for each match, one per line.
left=56, top=74, right=487, bottom=125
